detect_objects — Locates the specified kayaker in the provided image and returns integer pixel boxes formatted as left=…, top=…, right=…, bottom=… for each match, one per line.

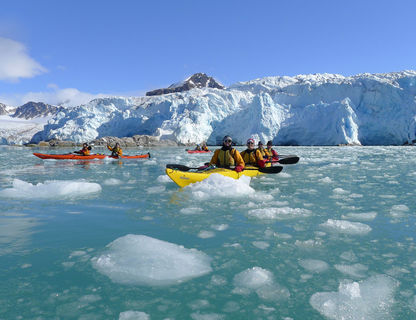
left=266, top=140, right=279, bottom=160
left=74, top=143, right=91, bottom=156
left=195, top=144, right=201, bottom=151
left=201, top=142, right=209, bottom=151
left=209, top=135, right=244, bottom=172
left=240, top=138, right=266, bottom=168
left=107, top=142, right=123, bottom=157
left=257, top=141, right=271, bottom=159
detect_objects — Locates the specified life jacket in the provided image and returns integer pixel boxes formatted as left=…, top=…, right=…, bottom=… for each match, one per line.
left=216, top=148, right=236, bottom=167
left=241, top=149, right=258, bottom=166
left=257, top=147, right=269, bottom=158
left=81, top=147, right=90, bottom=156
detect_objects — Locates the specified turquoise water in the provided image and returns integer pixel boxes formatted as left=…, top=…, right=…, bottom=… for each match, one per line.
left=0, top=146, right=415, bottom=319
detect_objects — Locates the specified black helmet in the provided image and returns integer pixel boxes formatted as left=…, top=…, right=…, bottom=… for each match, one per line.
left=267, top=140, right=273, bottom=146
left=258, top=141, right=263, bottom=145
left=223, top=135, right=232, bottom=143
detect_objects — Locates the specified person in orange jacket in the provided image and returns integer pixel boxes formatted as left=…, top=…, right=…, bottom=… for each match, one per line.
left=209, top=135, right=244, bottom=172
left=74, top=143, right=91, bottom=156
left=240, top=138, right=266, bottom=168
left=107, top=142, right=123, bottom=157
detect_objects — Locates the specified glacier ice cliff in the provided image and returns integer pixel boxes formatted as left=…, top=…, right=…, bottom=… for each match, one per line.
left=30, top=70, right=416, bottom=145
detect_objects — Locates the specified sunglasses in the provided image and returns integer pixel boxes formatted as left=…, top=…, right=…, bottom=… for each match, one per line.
left=247, top=142, right=254, bottom=145
left=224, top=139, right=232, bottom=143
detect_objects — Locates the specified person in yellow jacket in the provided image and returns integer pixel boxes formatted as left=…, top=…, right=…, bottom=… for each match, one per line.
left=209, top=135, right=244, bottom=172
left=74, top=143, right=91, bottom=156
left=240, top=138, right=266, bottom=168
left=107, top=142, right=123, bottom=157
left=257, top=141, right=271, bottom=159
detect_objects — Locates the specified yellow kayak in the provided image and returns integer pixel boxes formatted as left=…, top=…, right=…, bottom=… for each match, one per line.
left=165, top=165, right=281, bottom=188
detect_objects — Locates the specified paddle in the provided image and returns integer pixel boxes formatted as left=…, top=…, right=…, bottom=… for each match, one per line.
left=166, top=164, right=283, bottom=174
left=269, top=155, right=299, bottom=165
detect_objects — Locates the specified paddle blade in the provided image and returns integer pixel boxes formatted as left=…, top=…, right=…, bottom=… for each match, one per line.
left=166, top=164, right=191, bottom=171
left=277, top=156, right=299, bottom=165
left=258, top=166, right=283, bottom=174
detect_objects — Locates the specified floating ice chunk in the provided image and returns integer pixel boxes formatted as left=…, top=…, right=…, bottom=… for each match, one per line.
left=320, top=219, right=371, bottom=235
left=92, top=234, right=212, bottom=286
left=333, top=188, right=349, bottom=194
left=190, top=312, right=224, bottom=320
left=234, top=267, right=274, bottom=290
left=103, top=178, right=122, bottom=185
left=211, top=224, right=228, bottom=231
left=146, top=186, right=165, bottom=194
left=119, top=311, right=150, bottom=320
left=299, top=259, right=329, bottom=273
left=335, top=263, right=368, bottom=278
left=233, top=267, right=290, bottom=301
left=389, top=205, right=409, bottom=218
left=188, top=299, right=210, bottom=310
left=185, top=174, right=254, bottom=200
left=180, top=207, right=204, bottom=215
left=0, top=179, right=101, bottom=199
left=319, top=177, right=333, bottom=183
left=198, top=231, right=215, bottom=239
left=211, top=275, right=227, bottom=286
left=342, top=212, right=377, bottom=221
left=252, top=241, right=270, bottom=249
left=157, top=175, right=172, bottom=183
left=310, top=275, right=398, bottom=320
left=279, top=172, right=292, bottom=178
left=340, top=250, right=357, bottom=262
left=248, top=207, right=311, bottom=220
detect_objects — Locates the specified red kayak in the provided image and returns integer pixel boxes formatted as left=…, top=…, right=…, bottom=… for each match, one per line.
left=33, top=152, right=150, bottom=160
left=187, top=150, right=211, bottom=154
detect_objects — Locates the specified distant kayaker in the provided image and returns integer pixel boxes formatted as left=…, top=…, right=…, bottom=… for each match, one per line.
left=240, top=138, right=266, bottom=168
left=195, top=144, right=202, bottom=151
left=257, top=141, right=271, bottom=159
left=209, top=135, right=244, bottom=172
left=107, top=142, right=123, bottom=157
left=201, top=142, right=209, bottom=151
left=266, top=140, right=279, bottom=160
left=74, top=143, right=91, bottom=156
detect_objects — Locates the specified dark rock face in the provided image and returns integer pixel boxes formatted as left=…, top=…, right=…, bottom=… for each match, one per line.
left=12, top=101, right=63, bottom=119
left=0, top=103, right=7, bottom=115
left=146, top=73, right=224, bottom=96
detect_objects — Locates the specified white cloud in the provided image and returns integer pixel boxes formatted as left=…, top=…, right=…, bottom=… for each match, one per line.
left=0, top=85, right=109, bottom=107
left=0, top=37, right=47, bottom=81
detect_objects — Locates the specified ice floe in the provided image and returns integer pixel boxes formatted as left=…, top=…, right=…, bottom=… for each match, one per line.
left=0, top=179, right=101, bottom=199
left=92, top=234, right=212, bottom=286
left=248, top=207, right=311, bottom=220
left=334, top=263, right=368, bottom=278
left=185, top=174, right=255, bottom=199
left=119, top=311, right=150, bottom=320
left=299, top=259, right=329, bottom=273
left=320, top=219, right=372, bottom=235
left=310, top=275, right=398, bottom=320
left=233, top=267, right=290, bottom=301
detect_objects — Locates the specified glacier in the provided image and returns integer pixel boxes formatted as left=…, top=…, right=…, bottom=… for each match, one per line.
left=18, top=71, right=416, bottom=145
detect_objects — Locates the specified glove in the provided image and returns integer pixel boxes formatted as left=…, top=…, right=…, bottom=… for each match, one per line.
left=257, top=160, right=267, bottom=168
left=235, top=165, right=244, bottom=172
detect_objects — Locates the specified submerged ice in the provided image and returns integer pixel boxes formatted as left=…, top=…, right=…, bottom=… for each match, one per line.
left=92, top=234, right=212, bottom=286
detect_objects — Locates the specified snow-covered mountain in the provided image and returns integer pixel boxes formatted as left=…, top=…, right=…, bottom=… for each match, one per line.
left=12, top=102, right=63, bottom=119
left=30, top=70, right=416, bottom=146
left=146, top=73, right=224, bottom=96
left=0, top=101, right=60, bottom=145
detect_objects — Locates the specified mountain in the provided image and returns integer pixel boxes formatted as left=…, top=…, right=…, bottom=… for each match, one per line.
left=12, top=101, right=63, bottom=119
left=0, top=103, right=7, bottom=115
left=146, top=73, right=224, bottom=96
left=29, top=70, right=416, bottom=146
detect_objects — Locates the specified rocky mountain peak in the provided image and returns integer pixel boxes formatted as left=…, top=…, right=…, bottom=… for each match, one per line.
left=12, top=101, right=63, bottom=119
left=146, top=73, right=224, bottom=96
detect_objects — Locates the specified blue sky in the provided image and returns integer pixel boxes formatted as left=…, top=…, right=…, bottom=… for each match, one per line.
left=1, top=0, right=415, bottom=106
